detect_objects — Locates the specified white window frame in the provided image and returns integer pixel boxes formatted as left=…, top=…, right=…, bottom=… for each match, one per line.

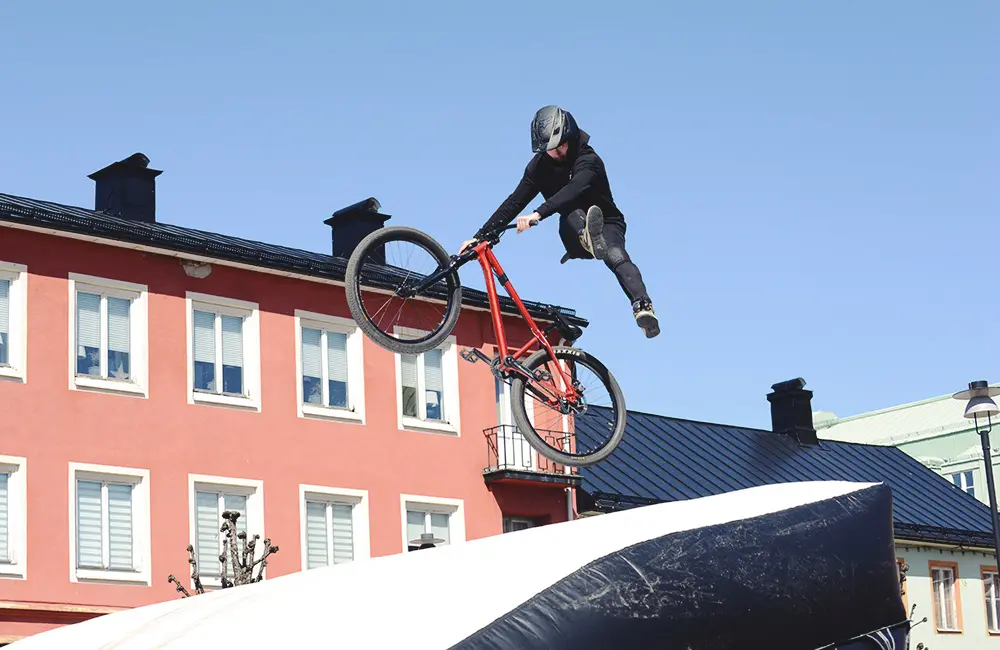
left=298, top=484, right=370, bottom=571
left=294, top=310, right=366, bottom=424
left=393, top=327, right=461, bottom=436
left=0, top=261, right=27, bottom=384
left=188, top=474, right=265, bottom=589
left=950, top=470, right=975, bottom=496
left=67, top=273, right=148, bottom=397
left=67, top=462, right=151, bottom=585
left=985, top=569, right=1000, bottom=633
left=0, top=455, right=27, bottom=580
left=399, top=494, right=465, bottom=552
left=931, top=564, right=961, bottom=632
left=185, top=292, right=261, bottom=411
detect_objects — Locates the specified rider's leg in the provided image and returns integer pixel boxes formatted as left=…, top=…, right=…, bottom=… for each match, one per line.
left=558, top=208, right=659, bottom=338
left=558, top=207, right=607, bottom=262
left=601, top=222, right=659, bottom=338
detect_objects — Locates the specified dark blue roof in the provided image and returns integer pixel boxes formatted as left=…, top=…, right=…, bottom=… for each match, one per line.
left=576, top=407, right=996, bottom=548
left=0, top=193, right=587, bottom=327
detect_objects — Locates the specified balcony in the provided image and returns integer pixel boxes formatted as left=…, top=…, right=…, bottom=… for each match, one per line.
left=483, top=425, right=582, bottom=488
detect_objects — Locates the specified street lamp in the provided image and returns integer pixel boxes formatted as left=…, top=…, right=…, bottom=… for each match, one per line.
left=952, top=380, right=1000, bottom=564
left=408, top=533, right=445, bottom=551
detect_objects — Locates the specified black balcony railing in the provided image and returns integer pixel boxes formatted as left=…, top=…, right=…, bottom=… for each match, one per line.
left=484, top=425, right=579, bottom=479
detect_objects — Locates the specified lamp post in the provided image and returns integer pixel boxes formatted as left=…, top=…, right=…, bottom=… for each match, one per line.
left=952, top=380, right=1000, bottom=564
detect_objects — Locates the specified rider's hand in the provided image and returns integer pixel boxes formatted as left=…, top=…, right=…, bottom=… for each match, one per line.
left=517, top=212, right=541, bottom=233
left=459, top=239, right=477, bottom=254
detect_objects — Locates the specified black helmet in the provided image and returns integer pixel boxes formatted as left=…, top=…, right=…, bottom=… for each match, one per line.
left=531, top=105, right=578, bottom=153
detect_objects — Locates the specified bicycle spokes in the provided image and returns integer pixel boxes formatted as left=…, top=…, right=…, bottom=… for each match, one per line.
left=353, top=238, right=456, bottom=343
left=519, top=356, right=619, bottom=458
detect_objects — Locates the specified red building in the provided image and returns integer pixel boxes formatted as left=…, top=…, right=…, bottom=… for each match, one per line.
left=0, top=153, right=586, bottom=644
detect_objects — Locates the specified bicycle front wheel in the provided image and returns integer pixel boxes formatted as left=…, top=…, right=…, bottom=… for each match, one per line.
left=345, top=226, right=463, bottom=355
left=510, top=346, right=627, bottom=467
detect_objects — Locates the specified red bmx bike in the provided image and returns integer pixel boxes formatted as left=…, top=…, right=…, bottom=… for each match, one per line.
left=344, top=217, right=626, bottom=466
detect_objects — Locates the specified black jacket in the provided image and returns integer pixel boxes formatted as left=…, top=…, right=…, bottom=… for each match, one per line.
left=474, top=130, right=624, bottom=240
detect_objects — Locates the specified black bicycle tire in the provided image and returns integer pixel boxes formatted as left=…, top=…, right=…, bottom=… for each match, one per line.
left=344, top=226, right=463, bottom=355
left=509, top=346, right=627, bottom=467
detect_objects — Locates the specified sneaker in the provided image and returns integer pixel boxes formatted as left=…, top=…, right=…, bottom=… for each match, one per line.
left=632, top=298, right=660, bottom=338
left=579, top=206, right=608, bottom=260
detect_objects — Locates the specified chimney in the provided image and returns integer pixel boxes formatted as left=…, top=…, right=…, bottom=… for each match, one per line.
left=767, top=377, right=818, bottom=446
left=324, top=198, right=391, bottom=262
left=87, top=153, right=163, bottom=223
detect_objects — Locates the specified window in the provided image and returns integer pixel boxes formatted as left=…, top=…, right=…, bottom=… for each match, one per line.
left=984, top=568, right=1000, bottom=634
left=295, top=310, right=366, bottom=423
left=0, top=455, right=26, bottom=580
left=951, top=470, right=975, bottom=497
left=189, top=474, right=264, bottom=587
left=0, top=261, right=27, bottom=383
left=394, top=328, right=460, bottom=435
left=68, top=274, right=148, bottom=396
left=503, top=516, right=537, bottom=533
left=299, top=485, right=370, bottom=571
left=930, top=561, right=962, bottom=632
left=400, top=494, right=464, bottom=552
left=186, top=293, right=260, bottom=410
left=68, top=463, right=150, bottom=585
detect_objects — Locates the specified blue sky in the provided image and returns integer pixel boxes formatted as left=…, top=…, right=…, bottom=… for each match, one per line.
left=1, top=1, right=997, bottom=429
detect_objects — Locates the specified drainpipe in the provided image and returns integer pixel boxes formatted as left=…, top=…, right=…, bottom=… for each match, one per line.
left=566, top=487, right=574, bottom=522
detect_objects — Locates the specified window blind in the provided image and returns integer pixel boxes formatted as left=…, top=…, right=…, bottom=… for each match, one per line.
left=331, top=503, right=353, bottom=563
left=195, top=491, right=220, bottom=575
left=327, top=332, right=348, bottom=383
left=107, top=484, right=133, bottom=570
left=0, top=279, right=9, bottom=366
left=305, top=501, right=328, bottom=569
left=77, top=293, right=101, bottom=357
left=0, top=472, right=8, bottom=562
left=76, top=480, right=103, bottom=568
left=193, top=311, right=216, bottom=364
left=221, top=316, right=243, bottom=369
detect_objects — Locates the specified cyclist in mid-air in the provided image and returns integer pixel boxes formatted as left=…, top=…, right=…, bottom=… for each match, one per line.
left=460, top=105, right=659, bottom=338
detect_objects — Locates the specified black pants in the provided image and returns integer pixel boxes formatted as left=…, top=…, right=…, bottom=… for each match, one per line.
left=559, top=208, right=650, bottom=304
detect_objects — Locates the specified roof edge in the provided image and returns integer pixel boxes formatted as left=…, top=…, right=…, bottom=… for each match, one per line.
left=0, top=194, right=589, bottom=328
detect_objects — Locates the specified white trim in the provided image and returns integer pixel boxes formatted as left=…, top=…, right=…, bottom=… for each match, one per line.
left=399, top=493, right=465, bottom=552
left=67, top=462, right=151, bottom=585
left=0, top=261, right=28, bottom=383
left=298, top=484, right=371, bottom=571
left=67, top=273, right=149, bottom=398
left=187, top=473, right=265, bottom=589
left=293, top=310, right=366, bottom=425
left=393, top=327, right=461, bottom=436
left=185, top=292, right=261, bottom=412
left=0, top=455, right=27, bottom=579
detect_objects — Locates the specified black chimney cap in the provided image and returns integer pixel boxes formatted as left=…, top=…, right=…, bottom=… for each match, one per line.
left=87, top=152, right=163, bottom=182
left=324, top=197, right=389, bottom=226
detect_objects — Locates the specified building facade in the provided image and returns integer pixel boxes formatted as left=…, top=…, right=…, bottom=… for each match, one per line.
left=0, top=155, right=584, bottom=643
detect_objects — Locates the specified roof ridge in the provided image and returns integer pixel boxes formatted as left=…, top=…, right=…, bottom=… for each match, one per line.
left=814, top=383, right=1000, bottom=428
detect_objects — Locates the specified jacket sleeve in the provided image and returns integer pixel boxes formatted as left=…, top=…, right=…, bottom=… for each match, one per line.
left=474, top=161, right=540, bottom=239
left=535, top=152, right=598, bottom=218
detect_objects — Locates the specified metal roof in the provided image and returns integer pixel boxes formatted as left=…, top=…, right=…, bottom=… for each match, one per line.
left=813, top=385, right=995, bottom=446
left=575, top=407, right=997, bottom=548
left=0, top=193, right=587, bottom=327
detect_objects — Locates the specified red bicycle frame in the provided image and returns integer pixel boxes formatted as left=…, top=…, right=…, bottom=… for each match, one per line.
left=471, top=240, right=578, bottom=405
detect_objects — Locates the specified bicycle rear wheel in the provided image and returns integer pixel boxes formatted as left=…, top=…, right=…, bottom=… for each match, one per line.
left=345, top=226, right=463, bottom=355
left=509, top=346, right=626, bottom=467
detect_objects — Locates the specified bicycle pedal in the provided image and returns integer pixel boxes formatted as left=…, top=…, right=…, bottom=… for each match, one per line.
left=461, top=347, right=493, bottom=365
left=533, top=369, right=552, bottom=382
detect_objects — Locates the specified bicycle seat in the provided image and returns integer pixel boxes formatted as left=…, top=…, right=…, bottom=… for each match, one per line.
left=545, top=305, right=583, bottom=342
